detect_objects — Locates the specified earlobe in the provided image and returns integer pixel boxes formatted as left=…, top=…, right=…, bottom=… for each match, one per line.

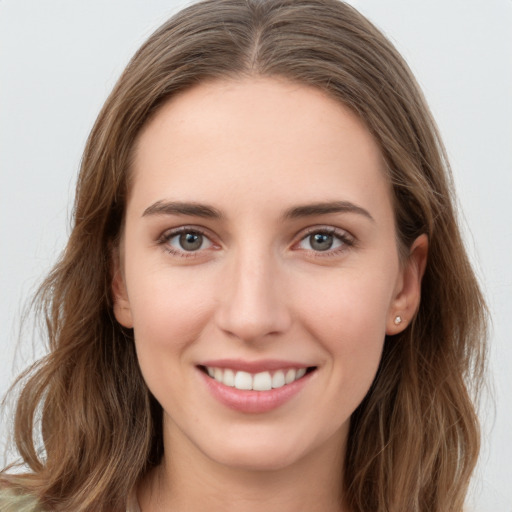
left=386, top=234, right=428, bottom=335
left=111, top=251, right=134, bottom=329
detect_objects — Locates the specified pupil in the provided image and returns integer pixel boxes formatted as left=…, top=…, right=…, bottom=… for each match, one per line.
left=179, top=232, right=202, bottom=251
left=311, top=233, right=333, bottom=251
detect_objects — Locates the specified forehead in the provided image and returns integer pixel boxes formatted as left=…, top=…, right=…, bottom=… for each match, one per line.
left=129, top=77, right=391, bottom=217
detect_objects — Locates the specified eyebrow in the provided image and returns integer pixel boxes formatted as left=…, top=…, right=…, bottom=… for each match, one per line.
left=282, top=201, right=374, bottom=222
left=142, top=200, right=223, bottom=219
left=142, top=199, right=374, bottom=222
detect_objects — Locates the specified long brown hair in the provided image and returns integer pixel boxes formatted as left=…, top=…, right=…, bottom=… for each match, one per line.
left=1, top=1, right=487, bottom=510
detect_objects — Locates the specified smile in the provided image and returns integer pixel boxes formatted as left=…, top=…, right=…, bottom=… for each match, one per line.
left=203, top=366, right=310, bottom=391
left=199, top=363, right=317, bottom=413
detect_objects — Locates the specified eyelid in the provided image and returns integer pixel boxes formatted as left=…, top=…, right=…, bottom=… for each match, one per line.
left=157, top=225, right=220, bottom=257
left=292, top=225, right=356, bottom=254
left=156, top=224, right=355, bottom=258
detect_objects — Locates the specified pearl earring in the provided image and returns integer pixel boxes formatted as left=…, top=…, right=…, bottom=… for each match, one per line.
left=394, top=315, right=402, bottom=325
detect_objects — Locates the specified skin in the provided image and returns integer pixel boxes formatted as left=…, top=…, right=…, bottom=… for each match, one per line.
left=113, top=77, right=427, bottom=512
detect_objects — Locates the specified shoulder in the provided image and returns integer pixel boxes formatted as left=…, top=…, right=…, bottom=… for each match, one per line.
left=0, top=487, right=42, bottom=512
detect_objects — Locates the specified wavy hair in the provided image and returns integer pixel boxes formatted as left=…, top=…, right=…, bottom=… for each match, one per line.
left=1, top=1, right=487, bottom=511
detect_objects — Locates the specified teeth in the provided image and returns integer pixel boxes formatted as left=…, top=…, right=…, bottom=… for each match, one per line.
left=223, top=369, right=235, bottom=387
left=271, top=370, right=285, bottom=389
left=253, top=371, right=272, bottom=391
left=234, top=371, right=253, bottom=390
left=214, top=368, right=223, bottom=382
left=285, top=369, right=296, bottom=384
left=205, top=366, right=309, bottom=391
left=296, top=368, right=306, bottom=379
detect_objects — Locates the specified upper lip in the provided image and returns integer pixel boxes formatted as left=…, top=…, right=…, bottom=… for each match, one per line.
left=199, top=359, right=314, bottom=373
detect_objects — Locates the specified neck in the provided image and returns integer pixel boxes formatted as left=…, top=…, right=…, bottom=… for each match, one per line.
left=139, top=419, right=349, bottom=512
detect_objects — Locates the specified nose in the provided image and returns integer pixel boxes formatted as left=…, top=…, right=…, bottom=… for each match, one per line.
left=215, top=249, right=292, bottom=343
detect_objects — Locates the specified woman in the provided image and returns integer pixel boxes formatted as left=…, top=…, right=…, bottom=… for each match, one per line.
left=0, top=0, right=487, bottom=511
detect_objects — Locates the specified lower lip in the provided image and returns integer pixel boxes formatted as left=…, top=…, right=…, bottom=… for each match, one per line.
left=199, top=369, right=314, bottom=414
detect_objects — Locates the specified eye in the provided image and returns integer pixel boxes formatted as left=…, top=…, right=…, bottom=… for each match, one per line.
left=296, top=228, right=353, bottom=253
left=160, top=228, right=214, bottom=255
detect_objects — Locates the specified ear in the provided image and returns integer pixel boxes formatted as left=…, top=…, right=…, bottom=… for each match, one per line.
left=386, top=234, right=428, bottom=335
left=111, top=247, right=134, bottom=329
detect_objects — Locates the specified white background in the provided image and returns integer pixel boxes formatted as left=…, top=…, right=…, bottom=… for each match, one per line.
left=0, top=1, right=511, bottom=510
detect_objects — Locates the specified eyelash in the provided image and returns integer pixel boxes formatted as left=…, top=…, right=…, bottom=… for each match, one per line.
left=157, top=225, right=355, bottom=259
left=294, top=226, right=355, bottom=257
left=157, top=226, right=214, bottom=258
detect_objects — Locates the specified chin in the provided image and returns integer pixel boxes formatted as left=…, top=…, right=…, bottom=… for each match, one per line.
left=195, top=423, right=347, bottom=474
left=208, top=443, right=306, bottom=472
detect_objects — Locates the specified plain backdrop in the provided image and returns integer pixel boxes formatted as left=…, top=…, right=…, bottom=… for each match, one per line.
left=1, top=1, right=511, bottom=510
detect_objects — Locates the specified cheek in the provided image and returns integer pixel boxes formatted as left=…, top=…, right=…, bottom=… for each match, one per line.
left=298, top=268, right=394, bottom=340
left=296, top=269, right=394, bottom=394
left=126, top=265, right=215, bottom=362
left=127, top=268, right=217, bottom=417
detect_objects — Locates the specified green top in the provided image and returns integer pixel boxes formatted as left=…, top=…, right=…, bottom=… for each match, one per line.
left=0, top=488, right=141, bottom=512
left=0, top=488, right=41, bottom=512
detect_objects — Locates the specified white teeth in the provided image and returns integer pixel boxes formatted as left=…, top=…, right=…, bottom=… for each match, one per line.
left=285, top=369, right=296, bottom=384
left=234, top=371, right=253, bottom=390
left=253, top=372, right=272, bottom=391
left=205, top=366, right=310, bottom=391
left=223, top=369, right=235, bottom=387
left=271, top=370, right=286, bottom=389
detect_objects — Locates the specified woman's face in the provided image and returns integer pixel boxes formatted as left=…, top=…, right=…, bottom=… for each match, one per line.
left=113, top=78, right=426, bottom=472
